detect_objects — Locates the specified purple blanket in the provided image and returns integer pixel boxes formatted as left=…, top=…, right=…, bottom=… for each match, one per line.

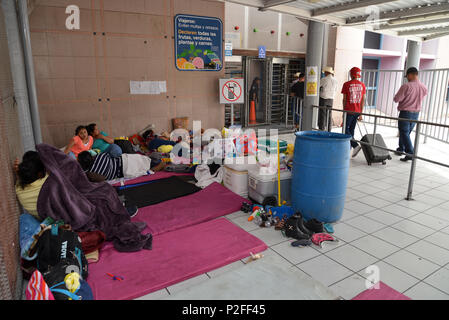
left=36, top=144, right=152, bottom=252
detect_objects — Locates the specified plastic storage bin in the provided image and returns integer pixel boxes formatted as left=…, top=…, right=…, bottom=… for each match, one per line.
left=258, top=139, right=288, bottom=154
left=223, top=166, right=249, bottom=198
left=248, top=167, right=292, bottom=205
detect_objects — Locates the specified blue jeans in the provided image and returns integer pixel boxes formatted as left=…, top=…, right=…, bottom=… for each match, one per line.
left=345, top=113, right=360, bottom=149
left=398, top=111, right=419, bottom=155
left=105, top=143, right=122, bottom=158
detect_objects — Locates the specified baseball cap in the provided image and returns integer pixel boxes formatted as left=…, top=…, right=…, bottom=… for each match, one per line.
left=350, top=67, right=361, bottom=79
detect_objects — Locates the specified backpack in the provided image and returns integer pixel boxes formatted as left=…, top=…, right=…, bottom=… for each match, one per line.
left=36, top=224, right=88, bottom=280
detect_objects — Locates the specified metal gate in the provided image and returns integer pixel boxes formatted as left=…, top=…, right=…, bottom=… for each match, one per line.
left=361, top=68, right=449, bottom=144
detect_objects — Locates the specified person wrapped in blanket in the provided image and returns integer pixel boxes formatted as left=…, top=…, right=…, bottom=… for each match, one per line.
left=77, top=151, right=166, bottom=182
left=14, top=147, right=153, bottom=252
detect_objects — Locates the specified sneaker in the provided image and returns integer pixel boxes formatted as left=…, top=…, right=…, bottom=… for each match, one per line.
left=352, top=145, right=362, bottom=158
left=400, top=156, right=413, bottom=162
left=126, top=205, right=139, bottom=218
left=304, top=218, right=324, bottom=234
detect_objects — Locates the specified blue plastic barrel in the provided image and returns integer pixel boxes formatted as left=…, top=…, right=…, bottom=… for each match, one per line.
left=291, top=131, right=352, bottom=223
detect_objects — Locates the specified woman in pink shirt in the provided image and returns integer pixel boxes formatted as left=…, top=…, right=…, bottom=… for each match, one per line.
left=393, top=67, right=428, bottom=162
left=64, top=126, right=94, bottom=159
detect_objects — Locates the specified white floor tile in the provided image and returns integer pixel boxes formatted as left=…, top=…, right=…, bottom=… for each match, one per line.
left=358, top=261, right=419, bottom=294
left=297, top=255, right=353, bottom=287
left=135, top=288, right=169, bottom=300
left=329, top=274, right=369, bottom=300
left=372, top=227, right=419, bottom=248
left=226, top=211, right=248, bottom=220
left=382, top=203, right=419, bottom=219
left=345, top=200, right=377, bottom=215
left=333, top=222, right=367, bottom=243
left=405, top=241, right=449, bottom=266
left=422, top=189, right=449, bottom=201
left=404, top=282, right=449, bottom=300
left=351, top=235, right=400, bottom=259
left=426, top=232, right=449, bottom=248
left=166, top=274, right=210, bottom=295
left=373, top=190, right=405, bottom=203
left=425, top=206, right=449, bottom=222
left=230, top=215, right=260, bottom=232
left=424, top=267, right=449, bottom=295
left=357, top=195, right=392, bottom=209
left=271, top=241, right=321, bottom=265
left=384, top=250, right=440, bottom=280
left=344, top=216, right=385, bottom=233
left=357, top=185, right=384, bottom=196
left=340, top=210, right=359, bottom=222
left=249, top=227, right=289, bottom=247
left=391, top=220, right=435, bottom=239
left=206, top=260, right=245, bottom=278
left=409, top=213, right=449, bottom=231
left=325, top=244, right=378, bottom=272
left=412, top=194, right=447, bottom=206
left=396, top=199, right=434, bottom=213
left=364, top=210, right=404, bottom=226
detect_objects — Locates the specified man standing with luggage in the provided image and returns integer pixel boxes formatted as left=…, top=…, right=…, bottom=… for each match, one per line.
left=393, top=67, right=428, bottom=162
left=341, top=67, right=366, bottom=158
left=318, top=66, right=338, bottom=131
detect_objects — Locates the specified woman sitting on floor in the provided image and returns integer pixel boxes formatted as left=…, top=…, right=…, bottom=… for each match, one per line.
left=64, top=125, right=94, bottom=159
left=14, top=146, right=153, bottom=252
left=14, top=151, right=48, bottom=221
left=86, top=123, right=123, bottom=158
left=77, top=150, right=166, bottom=182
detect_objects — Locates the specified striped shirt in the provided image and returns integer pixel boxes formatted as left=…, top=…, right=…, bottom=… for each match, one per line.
left=89, top=153, right=123, bottom=181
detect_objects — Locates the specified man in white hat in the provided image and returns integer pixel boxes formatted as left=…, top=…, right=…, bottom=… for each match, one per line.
left=318, top=66, right=338, bottom=131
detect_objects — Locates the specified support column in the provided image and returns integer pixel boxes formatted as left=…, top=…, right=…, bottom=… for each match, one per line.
left=302, top=20, right=325, bottom=131
left=1, top=0, right=35, bottom=152
left=18, top=0, right=42, bottom=145
left=405, top=40, right=422, bottom=71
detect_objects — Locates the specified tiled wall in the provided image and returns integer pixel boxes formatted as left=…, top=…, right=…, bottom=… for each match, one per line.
left=30, top=0, right=225, bottom=148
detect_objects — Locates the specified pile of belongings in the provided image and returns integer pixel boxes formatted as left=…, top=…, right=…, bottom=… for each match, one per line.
left=20, top=212, right=106, bottom=300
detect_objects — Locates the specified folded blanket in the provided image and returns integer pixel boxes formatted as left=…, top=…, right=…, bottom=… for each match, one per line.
left=36, top=144, right=152, bottom=252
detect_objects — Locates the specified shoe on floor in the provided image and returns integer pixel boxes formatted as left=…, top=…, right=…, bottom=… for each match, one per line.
left=394, top=148, right=404, bottom=156
left=126, top=205, right=139, bottom=218
left=400, top=156, right=413, bottom=162
left=352, top=145, right=362, bottom=158
left=304, top=218, right=324, bottom=234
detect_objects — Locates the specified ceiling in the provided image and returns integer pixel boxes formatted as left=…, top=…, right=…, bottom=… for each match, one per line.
left=224, top=0, right=449, bottom=41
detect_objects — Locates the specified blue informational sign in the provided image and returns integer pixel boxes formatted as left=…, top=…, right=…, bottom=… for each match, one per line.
left=258, top=46, right=266, bottom=59
left=224, top=42, right=233, bottom=57
left=174, top=14, right=223, bottom=71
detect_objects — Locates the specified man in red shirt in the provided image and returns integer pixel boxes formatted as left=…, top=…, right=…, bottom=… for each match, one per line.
left=341, top=67, right=366, bottom=158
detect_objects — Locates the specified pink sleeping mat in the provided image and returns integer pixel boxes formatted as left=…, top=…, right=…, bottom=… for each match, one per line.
left=87, top=218, right=267, bottom=300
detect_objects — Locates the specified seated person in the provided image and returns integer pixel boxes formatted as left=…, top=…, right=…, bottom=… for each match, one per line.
left=86, top=123, right=122, bottom=158
left=78, top=151, right=166, bottom=182
left=64, top=125, right=94, bottom=159
left=14, top=146, right=152, bottom=252
left=14, top=151, right=48, bottom=221
left=148, top=131, right=177, bottom=151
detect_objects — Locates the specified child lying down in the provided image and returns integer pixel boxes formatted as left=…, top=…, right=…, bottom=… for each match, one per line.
left=14, top=144, right=153, bottom=252
left=77, top=151, right=166, bottom=182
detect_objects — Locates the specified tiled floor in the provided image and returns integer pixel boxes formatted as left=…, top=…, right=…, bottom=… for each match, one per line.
left=137, top=130, right=449, bottom=300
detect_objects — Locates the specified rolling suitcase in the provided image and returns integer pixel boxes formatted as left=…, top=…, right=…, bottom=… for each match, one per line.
left=357, top=122, right=392, bottom=166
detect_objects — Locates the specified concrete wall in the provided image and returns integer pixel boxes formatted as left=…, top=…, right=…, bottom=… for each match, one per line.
left=30, top=0, right=225, bottom=148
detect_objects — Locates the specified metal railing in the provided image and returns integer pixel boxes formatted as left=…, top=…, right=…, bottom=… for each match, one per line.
left=361, top=68, right=449, bottom=144
left=294, top=103, right=449, bottom=201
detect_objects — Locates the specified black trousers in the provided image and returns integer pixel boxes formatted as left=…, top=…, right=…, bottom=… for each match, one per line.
left=318, top=98, right=334, bottom=131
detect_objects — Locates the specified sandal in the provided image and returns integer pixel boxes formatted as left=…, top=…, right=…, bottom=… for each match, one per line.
left=275, top=215, right=287, bottom=230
